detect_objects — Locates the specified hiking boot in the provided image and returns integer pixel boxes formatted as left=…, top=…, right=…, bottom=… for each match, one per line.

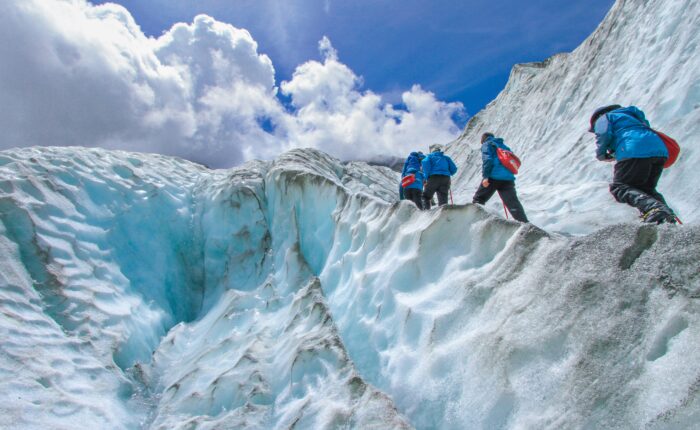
left=642, top=208, right=676, bottom=224
left=662, top=214, right=678, bottom=224
left=641, top=208, right=660, bottom=223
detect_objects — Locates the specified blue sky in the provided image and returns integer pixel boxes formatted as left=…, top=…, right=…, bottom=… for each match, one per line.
left=1, top=0, right=615, bottom=167
left=91, top=0, right=614, bottom=119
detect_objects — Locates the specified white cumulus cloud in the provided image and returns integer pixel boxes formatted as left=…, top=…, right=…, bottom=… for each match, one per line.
left=0, top=0, right=465, bottom=167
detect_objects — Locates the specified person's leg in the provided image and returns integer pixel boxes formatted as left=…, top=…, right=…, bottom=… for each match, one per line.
left=610, top=158, right=674, bottom=220
left=405, top=188, right=423, bottom=209
left=414, top=188, right=425, bottom=209
left=472, top=181, right=497, bottom=204
left=613, top=158, right=651, bottom=189
left=436, top=176, right=450, bottom=206
left=422, top=178, right=438, bottom=209
left=496, top=181, right=529, bottom=222
left=639, top=157, right=668, bottom=205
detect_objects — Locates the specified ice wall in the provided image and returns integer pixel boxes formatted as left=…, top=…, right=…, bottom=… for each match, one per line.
left=446, top=0, right=700, bottom=234
left=1, top=145, right=698, bottom=429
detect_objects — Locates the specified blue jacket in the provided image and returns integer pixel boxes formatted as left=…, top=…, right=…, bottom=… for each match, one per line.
left=402, top=170, right=425, bottom=190
left=482, top=137, right=515, bottom=181
left=594, top=106, right=668, bottom=161
left=422, top=151, right=457, bottom=178
left=401, top=152, right=425, bottom=190
left=401, top=152, right=424, bottom=176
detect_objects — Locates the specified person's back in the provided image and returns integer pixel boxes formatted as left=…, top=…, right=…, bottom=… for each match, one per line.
left=422, top=151, right=457, bottom=178
left=421, top=145, right=457, bottom=209
left=402, top=152, right=424, bottom=175
left=480, top=137, right=515, bottom=182
left=595, top=106, right=668, bottom=161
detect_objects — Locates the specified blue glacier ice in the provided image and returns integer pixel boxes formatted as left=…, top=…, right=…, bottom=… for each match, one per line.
left=0, top=147, right=411, bottom=429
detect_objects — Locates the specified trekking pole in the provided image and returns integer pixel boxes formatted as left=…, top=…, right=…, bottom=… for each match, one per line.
left=675, top=216, right=683, bottom=225
left=503, top=202, right=509, bottom=220
left=450, top=189, right=454, bottom=205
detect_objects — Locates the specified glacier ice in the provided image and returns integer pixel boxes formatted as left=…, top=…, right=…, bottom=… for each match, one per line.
left=1, top=146, right=699, bottom=429
left=1, top=0, right=700, bottom=428
left=0, top=147, right=411, bottom=429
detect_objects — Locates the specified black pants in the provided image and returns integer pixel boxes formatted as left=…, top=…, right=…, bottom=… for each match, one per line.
left=404, top=188, right=423, bottom=209
left=423, top=175, right=450, bottom=209
left=610, top=157, right=672, bottom=216
left=472, top=179, right=528, bottom=222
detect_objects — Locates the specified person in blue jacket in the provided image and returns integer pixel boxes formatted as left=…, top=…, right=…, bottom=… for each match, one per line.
left=400, top=151, right=425, bottom=209
left=472, top=133, right=528, bottom=222
left=589, top=104, right=676, bottom=224
left=421, top=144, right=457, bottom=209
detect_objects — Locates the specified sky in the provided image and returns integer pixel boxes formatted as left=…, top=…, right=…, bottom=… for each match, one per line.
left=0, top=0, right=614, bottom=168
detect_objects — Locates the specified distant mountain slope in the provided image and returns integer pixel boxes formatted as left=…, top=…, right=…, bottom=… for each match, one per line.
left=446, top=0, right=699, bottom=234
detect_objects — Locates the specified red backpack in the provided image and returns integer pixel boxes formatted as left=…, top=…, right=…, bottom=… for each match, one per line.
left=401, top=174, right=416, bottom=187
left=654, top=130, right=680, bottom=168
left=496, top=148, right=521, bottom=174
left=625, top=111, right=680, bottom=168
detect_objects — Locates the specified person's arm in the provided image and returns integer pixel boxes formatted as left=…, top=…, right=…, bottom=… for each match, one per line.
left=422, top=157, right=431, bottom=177
left=401, top=159, right=409, bottom=176
left=448, top=157, right=458, bottom=175
left=481, top=143, right=494, bottom=178
left=594, top=115, right=615, bottom=161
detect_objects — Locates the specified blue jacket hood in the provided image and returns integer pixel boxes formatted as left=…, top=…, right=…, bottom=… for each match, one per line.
left=614, top=106, right=648, bottom=123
